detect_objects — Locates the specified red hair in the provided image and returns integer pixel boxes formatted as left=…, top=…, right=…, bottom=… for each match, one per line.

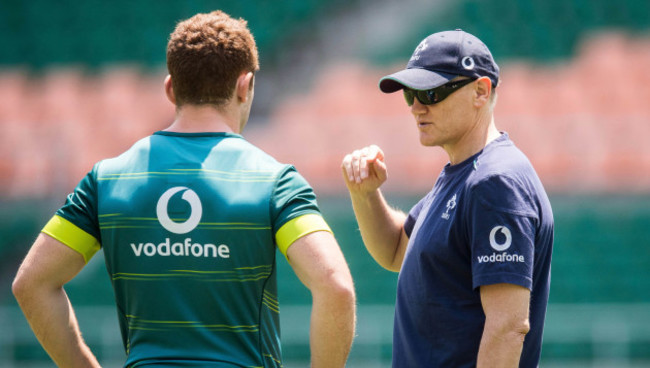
left=166, top=11, right=259, bottom=107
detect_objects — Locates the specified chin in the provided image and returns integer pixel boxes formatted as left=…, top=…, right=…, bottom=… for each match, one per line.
left=419, top=136, right=438, bottom=147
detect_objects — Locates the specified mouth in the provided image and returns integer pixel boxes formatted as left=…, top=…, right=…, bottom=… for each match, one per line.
left=418, top=122, right=432, bottom=128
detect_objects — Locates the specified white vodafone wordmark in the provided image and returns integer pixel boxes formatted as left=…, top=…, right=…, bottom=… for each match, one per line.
left=156, top=187, right=202, bottom=234
left=477, top=225, right=524, bottom=264
left=129, top=238, right=230, bottom=258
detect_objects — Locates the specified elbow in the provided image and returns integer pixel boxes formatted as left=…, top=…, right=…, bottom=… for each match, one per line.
left=511, top=319, right=530, bottom=344
left=381, top=263, right=400, bottom=273
left=12, top=268, right=46, bottom=306
left=340, top=282, right=356, bottom=306
left=504, top=318, right=530, bottom=344
left=312, top=272, right=356, bottom=307
left=371, top=244, right=403, bottom=273
left=485, top=316, right=530, bottom=345
left=328, top=276, right=356, bottom=306
left=383, top=259, right=402, bottom=273
left=11, top=273, right=30, bottom=304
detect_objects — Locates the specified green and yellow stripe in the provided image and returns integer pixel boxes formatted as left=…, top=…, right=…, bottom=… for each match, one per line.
left=126, top=315, right=259, bottom=333
left=112, top=265, right=273, bottom=282
left=262, top=290, right=280, bottom=314
left=97, top=168, right=277, bottom=182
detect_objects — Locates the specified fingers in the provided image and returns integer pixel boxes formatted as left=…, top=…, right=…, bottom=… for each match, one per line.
left=359, top=147, right=370, bottom=181
left=341, top=150, right=362, bottom=183
left=341, top=145, right=386, bottom=184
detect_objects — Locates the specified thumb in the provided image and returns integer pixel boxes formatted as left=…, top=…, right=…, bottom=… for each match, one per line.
left=370, top=155, right=387, bottom=181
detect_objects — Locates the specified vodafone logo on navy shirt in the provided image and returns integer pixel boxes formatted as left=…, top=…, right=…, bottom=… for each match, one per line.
left=477, top=225, right=525, bottom=263
left=489, top=225, right=511, bottom=251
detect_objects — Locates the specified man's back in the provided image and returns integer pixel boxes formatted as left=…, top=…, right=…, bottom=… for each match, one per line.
left=13, top=11, right=355, bottom=368
left=64, top=131, right=317, bottom=367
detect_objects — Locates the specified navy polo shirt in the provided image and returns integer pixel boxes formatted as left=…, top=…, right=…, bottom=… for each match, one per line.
left=393, top=133, right=553, bottom=367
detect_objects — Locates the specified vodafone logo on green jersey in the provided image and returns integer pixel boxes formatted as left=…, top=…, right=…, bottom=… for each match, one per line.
left=156, top=187, right=202, bottom=234
left=128, top=186, right=231, bottom=258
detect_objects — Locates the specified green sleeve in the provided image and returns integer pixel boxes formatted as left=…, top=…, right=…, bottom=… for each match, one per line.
left=270, top=166, right=322, bottom=234
left=55, top=163, right=101, bottom=243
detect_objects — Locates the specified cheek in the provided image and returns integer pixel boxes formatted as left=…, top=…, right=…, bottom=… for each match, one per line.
left=442, top=98, right=473, bottom=122
left=437, top=107, right=460, bottom=127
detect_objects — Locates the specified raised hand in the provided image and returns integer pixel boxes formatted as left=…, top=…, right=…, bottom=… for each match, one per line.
left=341, top=145, right=387, bottom=194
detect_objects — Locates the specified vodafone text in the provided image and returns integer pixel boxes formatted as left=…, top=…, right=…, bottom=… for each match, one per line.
left=477, top=251, right=524, bottom=264
left=130, top=238, right=230, bottom=258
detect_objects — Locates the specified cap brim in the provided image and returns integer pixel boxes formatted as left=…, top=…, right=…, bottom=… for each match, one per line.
left=379, top=68, right=456, bottom=93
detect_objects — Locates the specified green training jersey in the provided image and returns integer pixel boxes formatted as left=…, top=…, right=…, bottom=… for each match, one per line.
left=42, top=131, right=331, bottom=367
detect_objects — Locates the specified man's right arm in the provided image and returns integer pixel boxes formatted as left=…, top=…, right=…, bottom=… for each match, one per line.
left=341, top=145, right=409, bottom=272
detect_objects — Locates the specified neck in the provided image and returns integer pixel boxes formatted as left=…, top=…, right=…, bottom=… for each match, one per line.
left=444, top=112, right=500, bottom=165
left=164, top=104, right=240, bottom=133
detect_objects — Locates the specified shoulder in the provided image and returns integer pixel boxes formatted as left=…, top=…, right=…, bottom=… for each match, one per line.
left=95, top=135, right=154, bottom=174
left=476, top=135, right=534, bottom=176
left=216, top=135, right=293, bottom=174
left=471, top=134, right=541, bottom=187
left=466, top=136, right=545, bottom=218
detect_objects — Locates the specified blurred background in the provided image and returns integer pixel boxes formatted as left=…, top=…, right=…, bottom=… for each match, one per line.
left=1, top=0, right=649, bottom=366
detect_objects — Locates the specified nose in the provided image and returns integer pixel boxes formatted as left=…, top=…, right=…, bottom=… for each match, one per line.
left=410, top=98, right=428, bottom=115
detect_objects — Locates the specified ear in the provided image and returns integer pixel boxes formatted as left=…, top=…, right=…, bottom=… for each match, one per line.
left=164, top=75, right=176, bottom=105
left=473, top=77, right=492, bottom=108
left=236, top=72, right=254, bottom=103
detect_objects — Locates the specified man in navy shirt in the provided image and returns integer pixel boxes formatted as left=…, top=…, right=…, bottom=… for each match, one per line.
left=341, top=30, right=553, bottom=367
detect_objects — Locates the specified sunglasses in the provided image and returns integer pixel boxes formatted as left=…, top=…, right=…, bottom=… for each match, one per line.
left=403, top=78, right=477, bottom=106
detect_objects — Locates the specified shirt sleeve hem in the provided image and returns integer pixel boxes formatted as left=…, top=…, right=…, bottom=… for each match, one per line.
left=41, top=215, right=100, bottom=263
left=473, top=273, right=532, bottom=291
left=275, top=213, right=332, bottom=259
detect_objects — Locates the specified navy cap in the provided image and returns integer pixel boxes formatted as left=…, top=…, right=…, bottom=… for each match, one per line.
left=379, top=29, right=499, bottom=93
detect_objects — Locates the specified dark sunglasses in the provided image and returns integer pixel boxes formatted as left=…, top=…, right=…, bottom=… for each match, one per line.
left=403, top=78, right=477, bottom=106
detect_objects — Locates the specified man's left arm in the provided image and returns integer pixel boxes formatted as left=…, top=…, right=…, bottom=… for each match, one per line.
left=477, top=283, right=531, bottom=368
left=285, top=229, right=356, bottom=367
left=12, top=233, right=101, bottom=368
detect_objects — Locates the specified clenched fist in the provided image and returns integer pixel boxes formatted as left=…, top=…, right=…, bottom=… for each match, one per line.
left=341, top=145, right=387, bottom=194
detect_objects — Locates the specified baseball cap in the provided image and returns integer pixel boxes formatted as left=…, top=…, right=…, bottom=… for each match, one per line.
left=379, top=29, right=499, bottom=93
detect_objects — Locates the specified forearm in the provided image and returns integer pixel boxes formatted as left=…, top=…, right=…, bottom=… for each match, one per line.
left=15, top=286, right=100, bottom=368
left=476, top=320, right=527, bottom=367
left=350, top=189, right=406, bottom=271
left=309, top=287, right=356, bottom=368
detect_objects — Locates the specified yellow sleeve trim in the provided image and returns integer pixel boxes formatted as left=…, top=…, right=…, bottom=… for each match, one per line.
left=42, top=215, right=100, bottom=263
left=275, top=214, right=332, bottom=258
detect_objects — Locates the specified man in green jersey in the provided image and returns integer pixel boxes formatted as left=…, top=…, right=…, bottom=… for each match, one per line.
left=12, top=11, right=356, bottom=368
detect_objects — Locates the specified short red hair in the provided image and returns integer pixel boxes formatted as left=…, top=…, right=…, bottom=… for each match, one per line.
left=166, top=11, right=259, bottom=107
